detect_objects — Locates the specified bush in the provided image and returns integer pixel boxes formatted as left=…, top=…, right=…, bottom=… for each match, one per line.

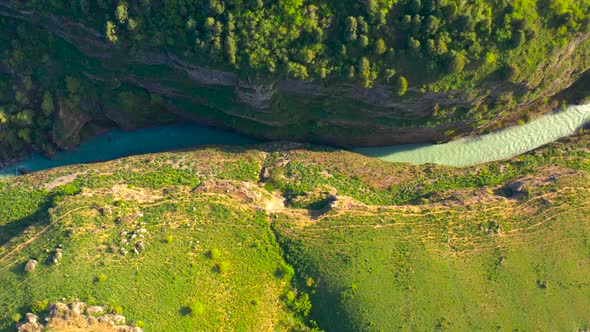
left=31, top=299, right=48, bottom=313
left=395, top=76, right=408, bottom=96
left=109, top=303, right=123, bottom=314
left=11, top=313, right=22, bottom=323
left=96, top=274, right=107, bottom=283
left=215, top=261, right=230, bottom=273
left=188, top=301, right=205, bottom=316
left=293, top=293, right=312, bottom=316
left=208, top=248, right=221, bottom=260
left=275, top=261, right=295, bottom=280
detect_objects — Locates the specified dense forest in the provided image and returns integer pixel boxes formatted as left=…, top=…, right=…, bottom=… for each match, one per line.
left=0, top=0, right=589, bottom=160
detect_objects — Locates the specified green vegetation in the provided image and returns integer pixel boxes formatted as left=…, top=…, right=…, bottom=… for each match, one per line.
left=0, top=134, right=589, bottom=330
left=0, top=1, right=588, bottom=161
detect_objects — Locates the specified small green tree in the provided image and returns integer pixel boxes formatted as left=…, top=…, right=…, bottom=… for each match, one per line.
left=395, top=76, right=408, bottom=96
left=446, top=51, right=466, bottom=73
left=115, top=2, right=128, bottom=24
left=345, top=16, right=358, bottom=41
left=106, top=21, right=118, bottom=44
left=358, top=57, right=371, bottom=88
left=375, top=38, right=387, bottom=55
left=41, top=91, right=54, bottom=116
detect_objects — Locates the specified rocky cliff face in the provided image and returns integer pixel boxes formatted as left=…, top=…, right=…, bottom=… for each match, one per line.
left=0, top=1, right=589, bottom=152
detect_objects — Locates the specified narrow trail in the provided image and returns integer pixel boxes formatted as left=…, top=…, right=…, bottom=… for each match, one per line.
left=0, top=206, right=87, bottom=269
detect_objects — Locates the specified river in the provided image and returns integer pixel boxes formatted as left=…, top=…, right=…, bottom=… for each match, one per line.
left=0, top=104, right=588, bottom=178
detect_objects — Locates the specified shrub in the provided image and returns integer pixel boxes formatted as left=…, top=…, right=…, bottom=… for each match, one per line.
left=109, top=303, right=123, bottom=314
left=165, top=235, right=174, bottom=244
left=395, top=76, right=408, bottom=96
left=96, top=274, right=107, bottom=283
left=293, top=293, right=312, bottom=316
left=215, top=261, right=230, bottom=273
left=188, top=302, right=205, bottom=316
left=11, top=313, right=22, bottom=323
left=31, top=299, right=48, bottom=313
left=208, top=248, right=221, bottom=260
left=275, top=261, right=295, bottom=280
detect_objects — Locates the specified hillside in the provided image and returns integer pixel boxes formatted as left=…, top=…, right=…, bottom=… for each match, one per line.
left=1, top=133, right=590, bottom=331
left=0, top=0, right=589, bottom=161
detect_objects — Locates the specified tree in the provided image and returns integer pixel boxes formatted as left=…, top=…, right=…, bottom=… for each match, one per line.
left=225, top=35, right=237, bottom=65
left=288, top=62, right=309, bottom=79
left=384, top=68, right=396, bottom=82
left=209, top=0, right=225, bottom=15
left=358, top=16, right=369, bottom=34
left=424, top=15, right=439, bottom=35
left=358, top=57, right=372, bottom=88
left=298, top=48, right=315, bottom=64
left=408, top=0, right=422, bottom=15
left=345, top=17, right=358, bottom=42
left=359, top=35, right=369, bottom=48
left=41, top=91, right=54, bottom=116
left=511, top=29, right=525, bottom=49
left=395, top=76, right=408, bottom=96
left=106, top=21, right=118, bottom=43
left=115, top=2, right=128, bottom=24
left=375, top=38, right=387, bottom=55
left=446, top=51, right=466, bottom=73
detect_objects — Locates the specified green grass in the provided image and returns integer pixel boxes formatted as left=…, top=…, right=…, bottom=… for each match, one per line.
left=0, top=189, right=307, bottom=331
left=276, top=176, right=590, bottom=331
left=0, top=135, right=589, bottom=331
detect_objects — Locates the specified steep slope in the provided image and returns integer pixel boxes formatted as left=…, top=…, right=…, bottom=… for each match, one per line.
left=0, top=0, right=589, bottom=161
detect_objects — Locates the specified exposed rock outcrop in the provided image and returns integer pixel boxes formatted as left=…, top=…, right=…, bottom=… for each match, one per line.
left=17, top=302, right=143, bottom=332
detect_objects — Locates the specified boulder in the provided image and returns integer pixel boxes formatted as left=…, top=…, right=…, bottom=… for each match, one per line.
left=17, top=313, right=41, bottom=332
left=86, top=306, right=105, bottom=315
left=70, top=301, right=86, bottom=316
left=48, top=302, right=70, bottom=318
left=52, top=249, right=63, bottom=264
left=24, top=259, right=38, bottom=273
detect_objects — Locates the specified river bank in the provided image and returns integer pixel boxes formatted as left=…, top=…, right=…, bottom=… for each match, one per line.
left=1, top=104, right=589, bottom=178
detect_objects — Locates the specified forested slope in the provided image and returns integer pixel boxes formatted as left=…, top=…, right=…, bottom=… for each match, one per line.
left=0, top=0, right=588, bottom=161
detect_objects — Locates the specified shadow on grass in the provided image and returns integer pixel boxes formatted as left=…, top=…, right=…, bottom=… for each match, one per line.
left=0, top=193, right=59, bottom=246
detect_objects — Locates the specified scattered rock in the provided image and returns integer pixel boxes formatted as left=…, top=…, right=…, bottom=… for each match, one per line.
left=86, top=306, right=105, bottom=316
left=98, top=206, right=112, bottom=216
left=16, top=313, right=41, bottom=332
left=16, top=302, right=142, bottom=332
left=120, top=248, right=128, bottom=256
left=70, top=301, right=86, bottom=316
left=24, top=259, right=38, bottom=273
left=259, top=166, right=272, bottom=182
left=136, top=241, right=145, bottom=251
left=52, top=249, right=63, bottom=264
left=48, top=302, right=70, bottom=318
left=25, top=313, right=37, bottom=324
left=503, top=180, right=529, bottom=197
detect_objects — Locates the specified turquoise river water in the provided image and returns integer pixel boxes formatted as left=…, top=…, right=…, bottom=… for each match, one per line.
left=0, top=104, right=589, bottom=178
